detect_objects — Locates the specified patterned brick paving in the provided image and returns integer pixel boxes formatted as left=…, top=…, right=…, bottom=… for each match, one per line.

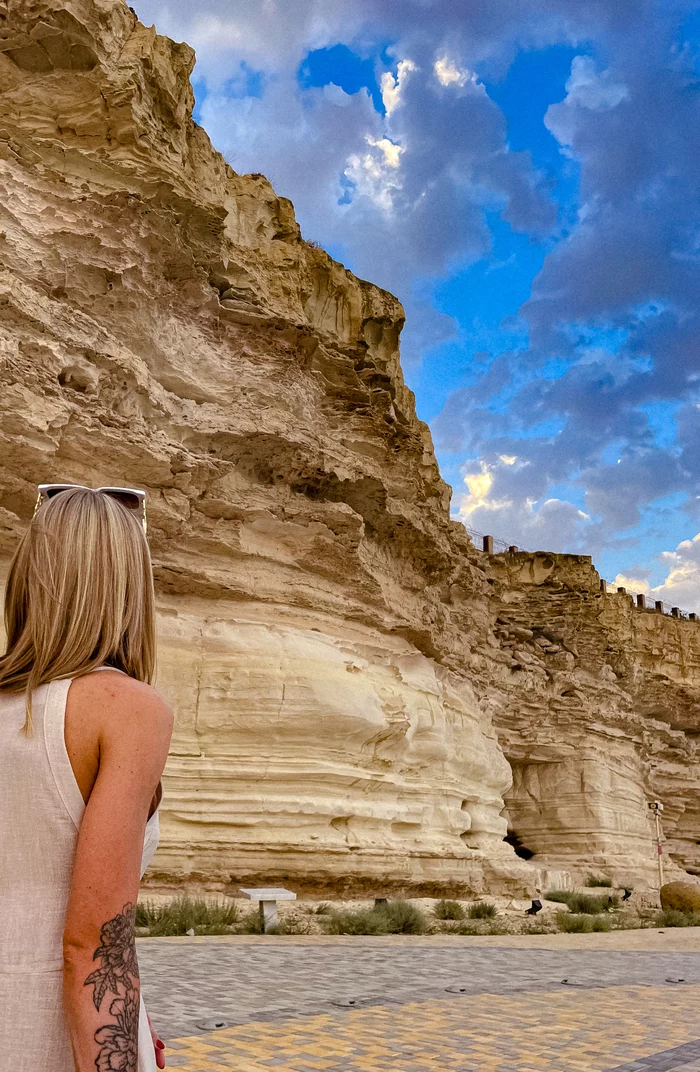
left=137, top=937, right=700, bottom=1071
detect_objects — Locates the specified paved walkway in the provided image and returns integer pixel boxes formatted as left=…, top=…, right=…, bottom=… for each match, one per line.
left=138, top=933, right=700, bottom=1071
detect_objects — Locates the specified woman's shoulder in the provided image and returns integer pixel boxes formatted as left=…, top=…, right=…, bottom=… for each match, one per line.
left=68, top=670, right=173, bottom=740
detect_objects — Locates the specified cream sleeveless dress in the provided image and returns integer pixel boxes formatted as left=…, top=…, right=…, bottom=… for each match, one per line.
left=0, top=671, right=159, bottom=1072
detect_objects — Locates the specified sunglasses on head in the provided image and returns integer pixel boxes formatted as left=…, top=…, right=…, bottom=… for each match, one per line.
left=34, top=484, right=148, bottom=534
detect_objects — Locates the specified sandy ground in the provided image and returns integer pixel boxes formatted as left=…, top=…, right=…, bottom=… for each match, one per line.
left=138, top=926, right=700, bottom=951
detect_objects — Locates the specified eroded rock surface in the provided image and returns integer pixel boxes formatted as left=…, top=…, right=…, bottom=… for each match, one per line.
left=485, top=552, right=700, bottom=885
left=1, top=0, right=698, bottom=895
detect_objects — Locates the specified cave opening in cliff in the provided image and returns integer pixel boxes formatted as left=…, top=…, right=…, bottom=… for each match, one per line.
left=503, top=830, right=535, bottom=860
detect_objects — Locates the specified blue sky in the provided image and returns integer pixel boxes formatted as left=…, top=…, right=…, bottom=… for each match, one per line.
left=135, top=0, right=700, bottom=607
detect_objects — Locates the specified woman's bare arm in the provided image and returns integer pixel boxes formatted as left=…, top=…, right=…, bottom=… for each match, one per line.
left=62, top=674, right=173, bottom=1072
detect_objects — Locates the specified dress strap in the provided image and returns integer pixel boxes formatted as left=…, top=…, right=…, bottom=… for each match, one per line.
left=43, top=678, right=85, bottom=830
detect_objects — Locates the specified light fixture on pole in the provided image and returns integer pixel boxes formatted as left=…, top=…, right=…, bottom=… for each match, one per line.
left=648, top=800, right=664, bottom=890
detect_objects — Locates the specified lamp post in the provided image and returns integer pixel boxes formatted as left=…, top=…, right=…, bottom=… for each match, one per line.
left=648, top=800, right=664, bottom=890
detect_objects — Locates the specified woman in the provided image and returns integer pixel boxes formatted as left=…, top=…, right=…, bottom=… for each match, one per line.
left=0, top=485, right=173, bottom=1071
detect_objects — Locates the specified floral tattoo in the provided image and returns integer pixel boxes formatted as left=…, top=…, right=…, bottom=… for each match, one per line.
left=84, top=903, right=140, bottom=1071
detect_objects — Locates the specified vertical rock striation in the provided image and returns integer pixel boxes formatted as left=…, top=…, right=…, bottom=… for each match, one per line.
left=0, top=0, right=698, bottom=894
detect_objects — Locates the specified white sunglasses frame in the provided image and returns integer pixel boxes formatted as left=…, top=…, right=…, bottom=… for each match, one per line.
left=34, top=484, right=148, bottom=534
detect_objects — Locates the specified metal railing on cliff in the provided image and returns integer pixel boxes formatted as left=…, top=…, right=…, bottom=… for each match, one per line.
left=465, top=525, right=698, bottom=622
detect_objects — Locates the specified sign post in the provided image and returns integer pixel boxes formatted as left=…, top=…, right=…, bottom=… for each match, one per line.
left=648, top=800, right=664, bottom=890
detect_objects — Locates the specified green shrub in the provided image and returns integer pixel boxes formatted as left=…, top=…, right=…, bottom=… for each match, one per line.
left=556, top=911, right=593, bottom=933
left=468, top=901, right=497, bottom=919
left=655, top=909, right=700, bottom=928
left=136, top=895, right=239, bottom=936
left=302, top=901, right=332, bottom=915
left=378, top=900, right=429, bottom=934
left=299, top=901, right=333, bottom=917
left=545, top=889, right=574, bottom=904
left=586, top=874, right=613, bottom=888
left=556, top=911, right=613, bottom=933
left=434, top=899, right=466, bottom=921
left=323, top=900, right=428, bottom=936
left=323, top=907, right=390, bottom=935
left=569, top=892, right=618, bottom=914
left=233, top=907, right=267, bottom=933
left=546, top=891, right=618, bottom=914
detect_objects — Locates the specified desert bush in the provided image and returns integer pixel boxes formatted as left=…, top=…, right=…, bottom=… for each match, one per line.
left=545, top=889, right=573, bottom=904
left=546, top=891, right=617, bottom=914
left=300, top=901, right=332, bottom=915
left=467, top=901, right=497, bottom=919
left=556, top=911, right=593, bottom=933
left=322, top=907, right=390, bottom=935
left=323, top=900, right=428, bottom=936
left=434, top=899, right=466, bottom=921
left=569, top=892, right=618, bottom=914
left=655, top=909, right=700, bottom=928
left=440, top=917, right=510, bottom=936
left=556, top=911, right=613, bottom=933
left=585, top=874, right=613, bottom=888
left=239, top=908, right=265, bottom=934
left=136, top=896, right=239, bottom=936
left=378, top=900, right=428, bottom=934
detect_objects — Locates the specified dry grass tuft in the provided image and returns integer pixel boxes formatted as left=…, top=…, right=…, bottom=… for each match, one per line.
left=434, top=899, right=466, bottom=920
left=468, top=901, right=497, bottom=919
left=136, top=896, right=239, bottom=936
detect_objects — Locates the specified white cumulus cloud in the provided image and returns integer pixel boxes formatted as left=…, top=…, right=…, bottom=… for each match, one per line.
left=652, top=534, right=700, bottom=611
left=381, top=59, right=417, bottom=116
left=434, top=56, right=481, bottom=89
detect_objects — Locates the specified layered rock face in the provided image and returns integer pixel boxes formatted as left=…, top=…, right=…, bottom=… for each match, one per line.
left=485, top=552, right=700, bottom=885
left=0, top=0, right=523, bottom=895
left=1, top=0, right=698, bottom=895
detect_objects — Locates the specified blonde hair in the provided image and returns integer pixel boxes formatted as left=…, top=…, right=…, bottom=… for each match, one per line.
left=0, top=487, right=156, bottom=733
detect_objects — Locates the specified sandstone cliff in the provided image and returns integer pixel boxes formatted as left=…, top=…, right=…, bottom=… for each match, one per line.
left=484, top=552, right=700, bottom=883
left=0, top=0, right=697, bottom=896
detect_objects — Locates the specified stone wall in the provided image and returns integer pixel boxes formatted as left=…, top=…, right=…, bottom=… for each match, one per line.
left=1, top=0, right=698, bottom=895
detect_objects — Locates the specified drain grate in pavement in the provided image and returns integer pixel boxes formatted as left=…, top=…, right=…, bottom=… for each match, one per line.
left=330, top=996, right=375, bottom=1008
left=195, top=1016, right=230, bottom=1031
